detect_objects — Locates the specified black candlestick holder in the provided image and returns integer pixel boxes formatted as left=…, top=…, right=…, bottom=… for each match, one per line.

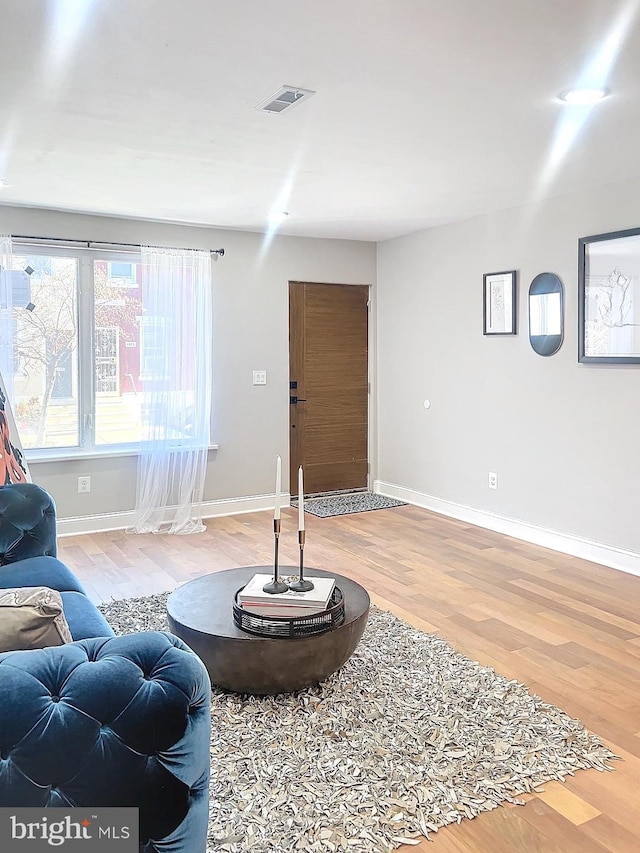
left=263, top=518, right=288, bottom=594
left=288, top=530, right=315, bottom=592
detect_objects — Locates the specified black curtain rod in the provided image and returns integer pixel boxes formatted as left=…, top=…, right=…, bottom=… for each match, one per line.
left=11, top=234, right=225, bottom=256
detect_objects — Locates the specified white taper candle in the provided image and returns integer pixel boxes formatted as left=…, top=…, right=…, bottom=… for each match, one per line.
left=298, top=466, right=305, bottom=531
left=274, top=455, right=282, bottom=520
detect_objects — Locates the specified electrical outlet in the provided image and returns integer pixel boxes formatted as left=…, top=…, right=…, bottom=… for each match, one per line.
left=488, top=472, right=498, bottom=490
left=78, top=476, right=91, bottom=493
left=253, top=370, right=267, bottom=385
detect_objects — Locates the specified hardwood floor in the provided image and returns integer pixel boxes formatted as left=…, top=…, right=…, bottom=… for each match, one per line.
left=58, top=504, right=640, bottom=853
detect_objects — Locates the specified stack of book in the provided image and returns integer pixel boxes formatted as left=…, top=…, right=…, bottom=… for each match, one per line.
left=238, top=574, right=336, bottom=618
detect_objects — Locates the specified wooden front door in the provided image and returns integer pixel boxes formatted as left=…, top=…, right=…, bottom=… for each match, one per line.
left=289, top=282, right=369, bottom=496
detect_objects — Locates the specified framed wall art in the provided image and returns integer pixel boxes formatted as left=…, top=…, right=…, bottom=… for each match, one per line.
left=579, top=226, right=640, bottom=363
left=483, top=270, right=517, bottom=335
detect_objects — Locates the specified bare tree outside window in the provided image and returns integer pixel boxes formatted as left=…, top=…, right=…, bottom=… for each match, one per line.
left=12, top=255, right=142, bottom=448
left=12, top=256, right=78, bottom=446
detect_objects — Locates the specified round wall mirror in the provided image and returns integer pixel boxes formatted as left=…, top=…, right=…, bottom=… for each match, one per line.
left=529, top=273, right=564, bottom=356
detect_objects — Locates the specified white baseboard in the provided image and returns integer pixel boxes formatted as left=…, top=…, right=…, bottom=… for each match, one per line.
left=57, top=493, right=289, bottom=537
left=57, top=483, right=640, bottom=579
left=374, top=479, right=640, bottom=579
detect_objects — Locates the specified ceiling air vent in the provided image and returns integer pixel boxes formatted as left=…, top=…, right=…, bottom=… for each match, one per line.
left=255, top=86, right=315, bottom=114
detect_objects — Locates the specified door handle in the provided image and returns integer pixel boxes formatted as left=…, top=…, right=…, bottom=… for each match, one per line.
left=289, top=396, right=307, bottom=404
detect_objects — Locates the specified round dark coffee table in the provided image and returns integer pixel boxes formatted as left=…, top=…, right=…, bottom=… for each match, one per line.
left=167, top=567, right=370, bottom=695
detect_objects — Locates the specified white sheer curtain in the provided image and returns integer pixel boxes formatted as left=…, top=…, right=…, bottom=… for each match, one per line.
left=128, top=246, right=213, bottom=534
left=0, top=234, right=14, bottom=399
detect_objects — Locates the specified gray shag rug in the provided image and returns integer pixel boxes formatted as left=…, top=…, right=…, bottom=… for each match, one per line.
left=292, top=491, right=407, bottom=518
left=99, top=592, right=617, bottom=853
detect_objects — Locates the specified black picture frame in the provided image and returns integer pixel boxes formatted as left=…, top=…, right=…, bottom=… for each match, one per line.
left=483, top=270, right=517, bottom=335
left=579, top=226, right=640, bottom=363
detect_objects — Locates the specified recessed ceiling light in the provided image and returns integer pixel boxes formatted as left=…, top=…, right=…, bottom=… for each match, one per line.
left=559, top=87, right=609, bottom=105
left=267, top=210, right=289, bottom=224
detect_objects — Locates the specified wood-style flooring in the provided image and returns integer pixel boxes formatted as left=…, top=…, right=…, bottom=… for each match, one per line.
left=58, top=504, right=640, bottom=853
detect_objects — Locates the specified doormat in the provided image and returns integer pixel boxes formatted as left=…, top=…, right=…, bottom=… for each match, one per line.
left=99, top=593, right=617, bottom=853
left=291, top=491, right=407, bottom=518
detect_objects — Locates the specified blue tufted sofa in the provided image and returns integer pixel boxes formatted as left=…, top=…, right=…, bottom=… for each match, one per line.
left=0, top=483, right=211, bottom=852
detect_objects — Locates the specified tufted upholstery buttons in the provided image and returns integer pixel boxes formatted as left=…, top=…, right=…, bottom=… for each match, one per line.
left=0, top=484, right=57, bottom=564
left=0, top=483, right=211, bottom=849
left=0, top=632, right=211, bottom=848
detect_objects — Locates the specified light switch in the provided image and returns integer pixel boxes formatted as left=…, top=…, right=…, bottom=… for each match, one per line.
left=253, top=370, right=267, bottom=385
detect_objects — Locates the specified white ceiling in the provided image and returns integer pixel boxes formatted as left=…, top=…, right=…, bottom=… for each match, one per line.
left=1, top=0, right=639, bottom=242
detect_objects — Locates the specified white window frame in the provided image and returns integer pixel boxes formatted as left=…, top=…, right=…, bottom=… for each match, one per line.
left=12, top=244, right=143, bottom=460
left=12, top=241, right=218, bottom=461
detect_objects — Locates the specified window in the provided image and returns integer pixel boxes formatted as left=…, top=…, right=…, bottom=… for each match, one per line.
left=139, top=317, right=169, bottom=380
left=107, top=261, right=138, bottom=287
left=10, top=247, right=147, bottom=453
left=9, top=269, right=32, bottom=307
left=11, top=254, right=80, bottom=448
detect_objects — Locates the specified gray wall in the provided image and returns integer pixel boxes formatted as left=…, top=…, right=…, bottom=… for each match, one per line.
left=377, top=177, right=640, bottom=554
left=0, top=206, right=376, bottom=518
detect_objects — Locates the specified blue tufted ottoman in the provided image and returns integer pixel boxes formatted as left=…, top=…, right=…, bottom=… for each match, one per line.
left=0, top=483, right=212, bottom=852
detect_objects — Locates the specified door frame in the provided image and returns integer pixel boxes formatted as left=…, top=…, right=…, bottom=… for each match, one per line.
left=288, top=280, right=376, bottom=496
